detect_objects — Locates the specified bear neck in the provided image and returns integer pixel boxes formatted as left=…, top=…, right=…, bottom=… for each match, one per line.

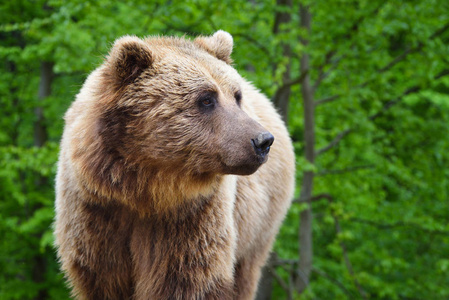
left=78, top=145, right=223, bottom=217
left=143, top=168, right=223, bottom=216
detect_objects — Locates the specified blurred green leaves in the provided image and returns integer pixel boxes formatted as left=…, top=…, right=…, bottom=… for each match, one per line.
left=1, top=0, right=449, bottom=299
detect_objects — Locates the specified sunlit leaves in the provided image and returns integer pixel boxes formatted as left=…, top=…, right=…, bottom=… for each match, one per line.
left=1, top=0, right=448, bottom=299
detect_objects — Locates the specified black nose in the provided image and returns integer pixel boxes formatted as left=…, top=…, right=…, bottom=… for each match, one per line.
left=252, top=132, right=274, bottom=155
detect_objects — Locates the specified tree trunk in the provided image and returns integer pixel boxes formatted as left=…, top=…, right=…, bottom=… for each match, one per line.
left=296, top=4, right=314, bottom=295
left=255, top=253, right=275, bottom=300
left=272, top=0, right=293, bottom=124
left=34, top=61, right=53, bottom=147
left=256, top=1, right=293, bottom=298
left=32, top=61, right=53, bottom=300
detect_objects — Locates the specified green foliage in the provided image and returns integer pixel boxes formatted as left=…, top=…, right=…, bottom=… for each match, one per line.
left=274, top=0, right=449, bottom=299
left=1, top=0, right=448, bottom=299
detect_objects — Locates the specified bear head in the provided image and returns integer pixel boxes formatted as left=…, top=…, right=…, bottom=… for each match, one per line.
left=72, top=31, right=274, bottom=210
left=99, top=31, right=273, bottom=176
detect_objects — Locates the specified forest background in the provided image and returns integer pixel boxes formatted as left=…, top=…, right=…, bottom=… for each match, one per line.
left=1, top=0, right=448, bottom=299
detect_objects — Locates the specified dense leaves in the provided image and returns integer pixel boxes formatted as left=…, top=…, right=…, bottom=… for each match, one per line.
left=1, top=0, right=448, bottom=299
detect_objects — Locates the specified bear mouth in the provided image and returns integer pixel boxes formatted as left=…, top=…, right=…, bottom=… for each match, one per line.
left=221, top=154, right=269, bottom=176
left=255, top=149, right=270, bottom=164
left=223, top=163, right=261, bottom=176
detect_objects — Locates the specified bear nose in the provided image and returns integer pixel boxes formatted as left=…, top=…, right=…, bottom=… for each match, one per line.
left=252, top=132, right=274, bottom=156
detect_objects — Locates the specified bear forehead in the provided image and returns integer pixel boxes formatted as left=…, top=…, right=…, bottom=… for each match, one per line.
left=148, top=44, right=241, bottom=96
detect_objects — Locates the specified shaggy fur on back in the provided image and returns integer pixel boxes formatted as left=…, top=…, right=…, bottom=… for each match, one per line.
left=54, top=31, right=295, bottom=300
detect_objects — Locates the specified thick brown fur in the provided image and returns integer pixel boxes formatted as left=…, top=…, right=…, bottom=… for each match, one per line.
left=54, top=30, right=295, bottom=300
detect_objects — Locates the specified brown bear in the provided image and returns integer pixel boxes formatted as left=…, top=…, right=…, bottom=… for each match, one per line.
left=54, top=30, right=295, bottom=300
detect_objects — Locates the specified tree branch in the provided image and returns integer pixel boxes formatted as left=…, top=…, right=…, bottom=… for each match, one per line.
left=294, top=193, right=333, bottom=204
left=311, top=2, right=386, bottom=91
left=332, top=213, right=367, bottom=300
left=297, top=194, right=367, bottom=297
left=296, top=194, right=367, bottom=297
left=368, top=85, right=420, bottom=121
left=232, top=32, right=271, bottom=57
left=315, top=128, right=352, bottom=156
left=435, top=68, right=449, bottom=80
left=312, top=51, right=337, bottom=91
left=377, top=46, right=414, bottom=73
left=271, top=258, right=297, bottom=266
left=269, top=265, right=291, bottom=297
left=313, top=2, right=386, bottom=71
left=317, top=165, right=375, bottom=176
left=312, top=267, right=355, bottom=298
left=268, top=253, right=295, bottom=300
left=369, top=68, right=448, bottom=121
left=314, top=94, right=341, bottom=106
left=379, top=22, right=449, bottom=73
left=315, top=69, right=449, bottom=155
left=351, top=218, right=449, bottom=235
left=272, top=70, right=309, bottom=100
left=315, top=22, right=449, bottom=106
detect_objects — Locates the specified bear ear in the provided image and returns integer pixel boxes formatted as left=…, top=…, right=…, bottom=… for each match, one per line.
left=194, top=30, right=233, bottom=64
left=105, top=36, right=153, bottom=87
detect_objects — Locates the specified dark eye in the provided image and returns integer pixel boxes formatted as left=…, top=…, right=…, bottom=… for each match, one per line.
left=198, top=93, right=217, bottom=111
left=235, top=91, right=242, bottom=106
left=202, top=97, right=213, bottom=106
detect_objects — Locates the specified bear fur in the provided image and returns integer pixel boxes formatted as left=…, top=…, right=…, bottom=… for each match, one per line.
left=54, top=30, right=295, bottom=300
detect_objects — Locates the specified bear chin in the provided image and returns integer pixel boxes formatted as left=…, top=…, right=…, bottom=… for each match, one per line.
left=222, top=161, right=266, bottom=176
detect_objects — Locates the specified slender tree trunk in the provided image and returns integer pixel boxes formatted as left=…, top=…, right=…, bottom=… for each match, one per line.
left=256, top=2, right=293, bottom=298
left=272, top=0, right=293, bottom=124
left=296, top=4, right=314, bottom=295
left=255, top=253, right=275, bottom=300
left=32, top=61, right=53, bottom=300
left=7, top=61, right=21, bottom=146
left=34, top=61, right=52, bottom=147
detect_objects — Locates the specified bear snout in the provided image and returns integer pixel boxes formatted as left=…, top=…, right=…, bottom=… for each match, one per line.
left=251, top=131, right=274, bottom=163
left=219, top=130, right=274, bottom=176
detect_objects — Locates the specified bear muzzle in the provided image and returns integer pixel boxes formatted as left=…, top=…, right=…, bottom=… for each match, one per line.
left=220, top=130, right=274, bottom=176
left=216, top=108, right=275, bottom=176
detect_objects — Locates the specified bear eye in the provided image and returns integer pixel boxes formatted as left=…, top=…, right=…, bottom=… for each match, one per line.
left=202, top=98, right=213, bottom=106
left=198, top=93, right=217, bottom=111
left=235, top=91, right=242, bottom=106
